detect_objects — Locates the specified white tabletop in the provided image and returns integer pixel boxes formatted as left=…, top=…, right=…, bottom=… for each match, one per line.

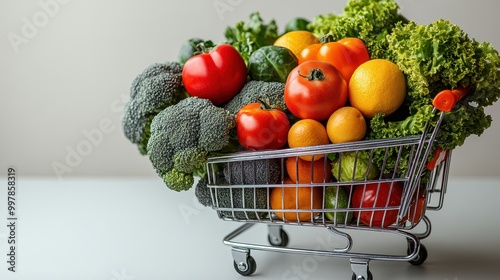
left=0, top=177, right=499, bottom=280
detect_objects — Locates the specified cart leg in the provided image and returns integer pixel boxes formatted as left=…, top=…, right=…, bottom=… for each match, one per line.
left=350, top=258, right=372, bottom=280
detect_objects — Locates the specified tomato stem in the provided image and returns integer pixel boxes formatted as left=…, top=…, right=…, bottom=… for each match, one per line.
left=257, top=97, right=274, bottom=110
left=298, top=68, right=326, bottom=81
left=195, top=42, right=211, bottom=54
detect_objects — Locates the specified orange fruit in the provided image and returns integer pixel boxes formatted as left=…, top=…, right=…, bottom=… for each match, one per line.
left=274, top=30, right=321, bottom=59
left=286, top=157, right=331, bottom=184
left=326, top=106, right=367, bottom=143
left=349, top=59, right=406, bottom=118
left=287, top=119, right=330, bottom=161
left=270, top=177, right=323, bottom=222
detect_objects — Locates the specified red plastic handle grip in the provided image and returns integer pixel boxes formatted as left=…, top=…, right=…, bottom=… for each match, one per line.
left=432, top=87, right=470, bottom=112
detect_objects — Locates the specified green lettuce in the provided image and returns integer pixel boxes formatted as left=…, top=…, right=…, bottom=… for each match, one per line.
left=368, top=18, right=500, bottom=175
left=309, top=0, right=408, bottom=58
left=224, top=12, right=279, bottom=64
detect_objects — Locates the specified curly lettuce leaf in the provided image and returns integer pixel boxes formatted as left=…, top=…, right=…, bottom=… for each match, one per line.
left=224, top=12, right=279, bottom=64
left=309, top=0, right=408, bottom=58
left=367, top=105, right=437, bottom=175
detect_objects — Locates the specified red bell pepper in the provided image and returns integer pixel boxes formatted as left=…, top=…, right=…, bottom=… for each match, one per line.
left=317, top=38, right=370, bottom=83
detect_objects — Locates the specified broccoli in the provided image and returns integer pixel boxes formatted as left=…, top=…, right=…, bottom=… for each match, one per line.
left=196, top=162, right=274, bottom=219
left=216, top=187, right=269, bottom=220
left=122, top=62, right=185, bottom=155
left=223, top=158, right=281, bottom=185
left=147, top=97, right=236, bottom=192
left=195, top=175, right=213, bottom=207
left=224, top=80, right=286, bottom=115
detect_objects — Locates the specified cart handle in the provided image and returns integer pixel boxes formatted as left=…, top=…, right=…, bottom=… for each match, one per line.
left=426, top=147, right=449, bottom=170
left=432, top=86, right=470, bottom=112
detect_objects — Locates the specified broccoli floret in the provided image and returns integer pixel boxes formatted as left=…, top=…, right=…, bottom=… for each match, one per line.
left=225, top=80, right=286, bottom=114
left=223, top=159, right=281, bottom=185
left=147, top=97, right=236, bottom=192
left=122, top=62, right=185, bottom=155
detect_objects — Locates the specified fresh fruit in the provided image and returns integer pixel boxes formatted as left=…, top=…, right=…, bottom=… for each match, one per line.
left=274, top=30, right=320, bottom=59
left=349, top=59, right=406, bottom=118
left=286, top=157, right=331, bottom=184
left=287, top=119, right=330, bottom=161
left=270, top=177, right=323, bottom=222
left=352, top=181, right=404, bottom=228
left=284, top=60, right=348, bottom=121
left=236, top=102, right=290, bottom=151
left=324, top=186, right=352, bottom=224
left=247, top=45, right=298, bottom=83
left=326, top=106, right=367, bottom=143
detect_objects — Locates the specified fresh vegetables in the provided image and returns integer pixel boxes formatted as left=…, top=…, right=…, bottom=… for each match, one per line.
left=223, top=159, right=281, bottom=185
left=182, top=44, right=247, bottom=106
left=284, top=60, right=348, bottom=121
left=309, top=0, right=408, bottom=59
left=315, top=38, right=370, bottom=83
left=247, top=45, right=298, bottom=83
left=122, top=62, right=185, bottom=155
left=146, top=97, right=235, bottom=191
left=123, top=0, right=500, bottom=228
left=352, top=181, right=404, bottom=228
left=225, top=80, right=286, bottom=115
left=224, top=12, right=279, bottom=64
left=236, top=102, right=290, bottom=151
left=324, top=186, right=352, bottom=223
left=177, top=38, right=215, bottom=65
left=331, top=152, right=379, bottom=182
left=367, top=18, right=500, bottom=175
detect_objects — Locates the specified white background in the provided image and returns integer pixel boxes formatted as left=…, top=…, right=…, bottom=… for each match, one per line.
left=1, top=0, right=500, bottom=179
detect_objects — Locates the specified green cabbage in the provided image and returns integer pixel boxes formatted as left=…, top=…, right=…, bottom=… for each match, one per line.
left=331, top=152, right=379, bottom=182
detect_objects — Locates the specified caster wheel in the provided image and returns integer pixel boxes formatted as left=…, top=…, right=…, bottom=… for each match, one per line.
left=408, top=243, right=428, bottom=265
left=234, top=256, right=257, bottom=276
left=268, top=229, right=289, bottom=247
left=352, top=271, right=373, bottom=280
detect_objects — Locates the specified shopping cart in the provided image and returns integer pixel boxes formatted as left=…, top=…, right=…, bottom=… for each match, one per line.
left=205, top=90, right=461, bottom=280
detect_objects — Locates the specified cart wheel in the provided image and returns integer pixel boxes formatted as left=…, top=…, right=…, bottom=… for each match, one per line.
left=233, top=256, right=257, bottom=276
left=408, top=243, right=428, bottom=266
left=351, top=271, right=373, bottom=280
left=268, top=229, right=289, bottom=247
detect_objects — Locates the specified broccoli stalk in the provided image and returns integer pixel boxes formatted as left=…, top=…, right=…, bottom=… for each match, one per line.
left=147, top=97, right=236, bottom=192
left=122, top=62, right=186, bottom=155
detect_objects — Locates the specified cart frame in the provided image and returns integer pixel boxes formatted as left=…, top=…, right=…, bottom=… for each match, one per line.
left=206, top=106, right=452, bottom=279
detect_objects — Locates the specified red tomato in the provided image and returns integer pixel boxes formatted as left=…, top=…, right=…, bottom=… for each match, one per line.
left=406, top=190, right=427, bottom=225
left=236, top=102, right=291, bottom=151
left=182, top=44, right=247, bottom=106
left=317, top=38, right=370, bottom=83
left=352, top=181, right=404, bottom=228
left=284, top=60, right=348, bottom=121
